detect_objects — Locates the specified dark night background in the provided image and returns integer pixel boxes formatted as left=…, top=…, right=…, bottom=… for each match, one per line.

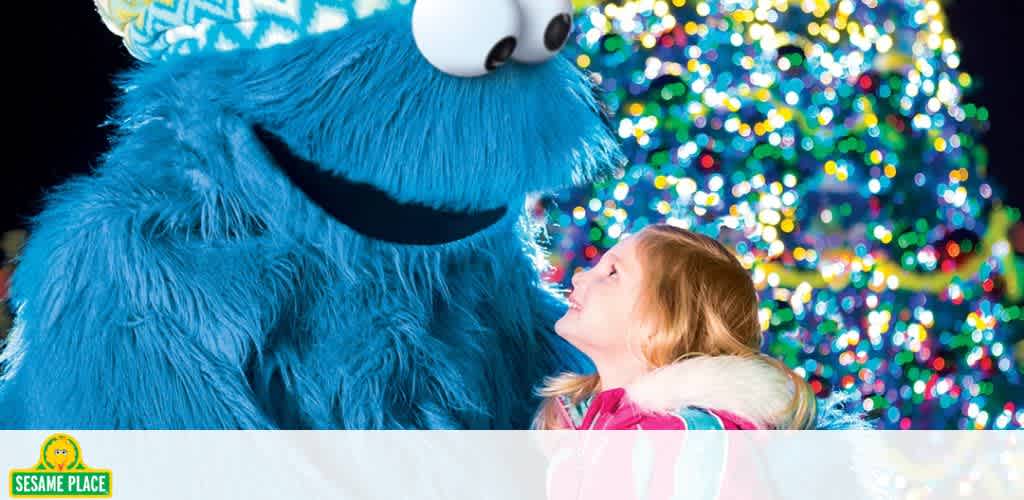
left=4, top=0, right=1022, bottom=234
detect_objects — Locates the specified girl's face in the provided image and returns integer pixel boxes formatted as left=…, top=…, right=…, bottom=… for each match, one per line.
left=555, top=235, right=647, bottom=358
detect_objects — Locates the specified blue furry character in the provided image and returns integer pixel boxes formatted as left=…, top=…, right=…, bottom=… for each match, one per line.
left=0, top=0, right=622, bottom=429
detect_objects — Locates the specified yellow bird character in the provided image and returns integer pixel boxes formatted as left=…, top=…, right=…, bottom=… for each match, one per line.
left=43, top=434, right=80, bottom=472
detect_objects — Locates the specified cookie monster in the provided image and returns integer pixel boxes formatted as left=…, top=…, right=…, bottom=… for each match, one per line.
left=0, top=0, right=622, bottom=429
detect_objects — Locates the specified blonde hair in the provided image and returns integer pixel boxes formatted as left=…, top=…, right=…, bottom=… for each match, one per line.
left=533, top=224, right=817, bottom=430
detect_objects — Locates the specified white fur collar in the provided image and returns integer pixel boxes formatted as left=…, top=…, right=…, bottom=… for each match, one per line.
left=624, top=355, right=797, bottom=428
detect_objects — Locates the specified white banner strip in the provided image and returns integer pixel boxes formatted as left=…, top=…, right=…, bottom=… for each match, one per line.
left=1, top=431, right=1020, bottom=500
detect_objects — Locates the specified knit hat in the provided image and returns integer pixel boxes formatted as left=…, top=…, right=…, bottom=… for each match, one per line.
left=94, top=0, right=402, bottom=63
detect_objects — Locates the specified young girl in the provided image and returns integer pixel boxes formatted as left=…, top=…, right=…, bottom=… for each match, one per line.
left=533, top=223, right=819, bottom=431
left=533, top=224, right=878, bottom=499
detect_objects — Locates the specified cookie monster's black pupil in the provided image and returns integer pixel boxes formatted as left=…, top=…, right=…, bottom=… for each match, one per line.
left=486, top=37, right=517, bottom=71
left=544, top=14, right=572, bottom=51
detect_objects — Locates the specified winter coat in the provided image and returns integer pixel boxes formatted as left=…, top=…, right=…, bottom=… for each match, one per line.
left=542, top=355, right=872, bottom=500
left=551, top=355, right=800, bottom=431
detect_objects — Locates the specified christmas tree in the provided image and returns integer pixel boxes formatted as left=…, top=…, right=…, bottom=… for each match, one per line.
left=544, top=0, right=1023, bottom=429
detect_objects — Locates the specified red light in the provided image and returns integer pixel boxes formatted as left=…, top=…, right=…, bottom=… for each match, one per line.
left=841, top=374, right=855, bottom=388
left=858, top=75, right=873, bottom=90
left=982, top=279, right=994, bottom=292
left=810, top=379, right=823, bottom=394
left=673, top=27, right=687, bottom=46
left=699, top=154, right=715, bottom=169
left=933, top=357, right=945, bottom=371
left=584, top=246, right=598, bottom=260
left=544, top=267, right=564, bottom=284
left=946, top=241, right=961, bottom=257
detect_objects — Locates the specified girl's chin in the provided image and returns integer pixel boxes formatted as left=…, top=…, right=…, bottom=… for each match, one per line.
left=554, top=315, right=576, bottom=338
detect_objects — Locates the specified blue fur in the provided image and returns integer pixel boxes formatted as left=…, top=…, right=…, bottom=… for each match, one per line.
left=0, top=4, right=619, bottom=429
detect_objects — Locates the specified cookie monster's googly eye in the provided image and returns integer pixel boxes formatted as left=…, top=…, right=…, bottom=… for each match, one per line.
left=511, top=0, right=573, bottom=64
left=412, top=0, right=522, bottom=77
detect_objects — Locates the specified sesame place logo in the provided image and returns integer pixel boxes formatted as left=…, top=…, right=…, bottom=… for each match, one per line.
left=8, top=433, right=112, bottom=498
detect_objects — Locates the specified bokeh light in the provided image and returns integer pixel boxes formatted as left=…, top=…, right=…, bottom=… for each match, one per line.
left=544, top=0, right=1023, bottom=429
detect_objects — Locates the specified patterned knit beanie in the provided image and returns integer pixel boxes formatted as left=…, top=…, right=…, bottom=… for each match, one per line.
left=94, top=0, right=401, bottom=62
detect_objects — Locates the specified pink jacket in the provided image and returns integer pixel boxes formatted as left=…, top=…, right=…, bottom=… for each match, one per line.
left=554, top=386, right=757, bottom=430
left=544, top=355, right=800, bottom=500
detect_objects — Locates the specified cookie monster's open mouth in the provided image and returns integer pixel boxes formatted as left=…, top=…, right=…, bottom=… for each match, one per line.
left=254, top=125, right=509, bottom=245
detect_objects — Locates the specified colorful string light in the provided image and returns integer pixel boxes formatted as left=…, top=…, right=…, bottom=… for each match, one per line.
left=544, top=0, right=1023, bottom=429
